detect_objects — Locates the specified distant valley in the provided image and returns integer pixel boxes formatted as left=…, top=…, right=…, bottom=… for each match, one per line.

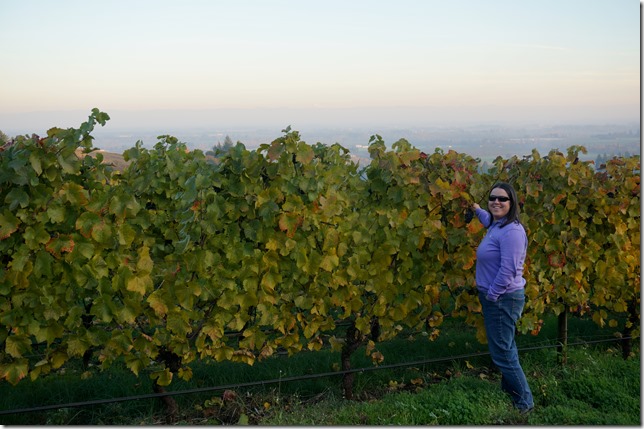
left=86, top=122, right=640, bottom=168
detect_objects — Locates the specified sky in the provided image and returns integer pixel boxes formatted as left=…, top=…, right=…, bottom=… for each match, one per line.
left=0, top=0, right=640, bottom=133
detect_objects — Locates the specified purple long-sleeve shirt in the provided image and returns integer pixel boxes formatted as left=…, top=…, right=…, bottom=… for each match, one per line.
left=474, top=208, right=527, bottom=302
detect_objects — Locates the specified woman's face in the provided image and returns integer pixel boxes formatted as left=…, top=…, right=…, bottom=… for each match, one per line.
left=488, top=188, right=511, bottom=221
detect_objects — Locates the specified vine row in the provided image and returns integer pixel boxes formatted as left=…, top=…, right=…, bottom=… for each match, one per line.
left=0, top=110, right=639, bottom=397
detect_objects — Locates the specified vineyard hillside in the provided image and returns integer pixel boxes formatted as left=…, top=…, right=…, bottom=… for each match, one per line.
left=0, top=110, right=638, bottom=412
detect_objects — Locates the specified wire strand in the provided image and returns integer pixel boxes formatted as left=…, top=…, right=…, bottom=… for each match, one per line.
left=0, top=335, right=634, bottom=417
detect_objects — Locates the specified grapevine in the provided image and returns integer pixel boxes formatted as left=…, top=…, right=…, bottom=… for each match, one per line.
left=0, top=110, right=639, bottom=393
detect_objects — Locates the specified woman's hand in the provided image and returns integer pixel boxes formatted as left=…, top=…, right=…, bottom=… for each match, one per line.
left=472, top=203, right=481, bottom=211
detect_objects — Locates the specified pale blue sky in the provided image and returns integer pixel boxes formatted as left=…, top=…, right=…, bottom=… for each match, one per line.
left=0, top=0, right=640, bottom=129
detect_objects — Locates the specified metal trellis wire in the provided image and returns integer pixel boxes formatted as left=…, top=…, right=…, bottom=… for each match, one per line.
left=0, top=335, right=634, bottom=417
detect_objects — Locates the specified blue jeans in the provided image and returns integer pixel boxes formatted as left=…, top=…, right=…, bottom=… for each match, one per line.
left=479, top=289, right=534, bottom=411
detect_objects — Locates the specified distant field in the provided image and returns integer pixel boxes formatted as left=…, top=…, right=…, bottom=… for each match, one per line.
left=75, top=149, right=129, bottom=171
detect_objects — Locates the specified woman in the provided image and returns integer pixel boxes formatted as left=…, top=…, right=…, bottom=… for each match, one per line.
left=472, top=182, right=534, bottom=413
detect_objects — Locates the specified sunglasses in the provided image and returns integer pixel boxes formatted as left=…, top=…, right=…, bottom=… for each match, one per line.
left=488, top=195, right=511, bottom=202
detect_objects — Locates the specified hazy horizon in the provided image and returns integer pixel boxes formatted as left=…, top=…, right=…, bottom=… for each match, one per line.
left=1, top=104, right=639, bottom=137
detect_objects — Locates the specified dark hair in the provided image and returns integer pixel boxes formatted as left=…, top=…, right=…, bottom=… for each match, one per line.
left=489, top=182, right=521, bottom=228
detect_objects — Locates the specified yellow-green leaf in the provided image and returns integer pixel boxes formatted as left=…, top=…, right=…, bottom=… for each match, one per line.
left=320, top=254, right=339, bottom=272
left=127, top=275, right=152, bottom=295
left=5, top=335, right=31, bottom=358
left=136, top=246, right=154, bottom=274
left=147, top=291, right=169, bottom=317
left=151, top=368, right=173, bottom=386
left=2, top=360, right=29, bottom=385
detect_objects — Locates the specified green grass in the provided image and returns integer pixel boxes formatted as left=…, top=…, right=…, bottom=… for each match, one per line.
left=0, top=315, right=639, bottom=425
left=260, top=346, right=640, bottom=426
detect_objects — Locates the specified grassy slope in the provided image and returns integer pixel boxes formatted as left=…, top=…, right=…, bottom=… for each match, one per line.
left=262, top=346, right=640, bottom=426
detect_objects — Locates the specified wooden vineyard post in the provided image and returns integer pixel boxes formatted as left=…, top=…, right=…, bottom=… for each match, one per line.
left=557, top=308, right=568, bottom=365
left=152, top=347, right=182, bottom=423
left=340, top=322, right=363, bottom=400
left=152, top=382, right=179, bottom=424
left=621, top=298, right=639, bottom=360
